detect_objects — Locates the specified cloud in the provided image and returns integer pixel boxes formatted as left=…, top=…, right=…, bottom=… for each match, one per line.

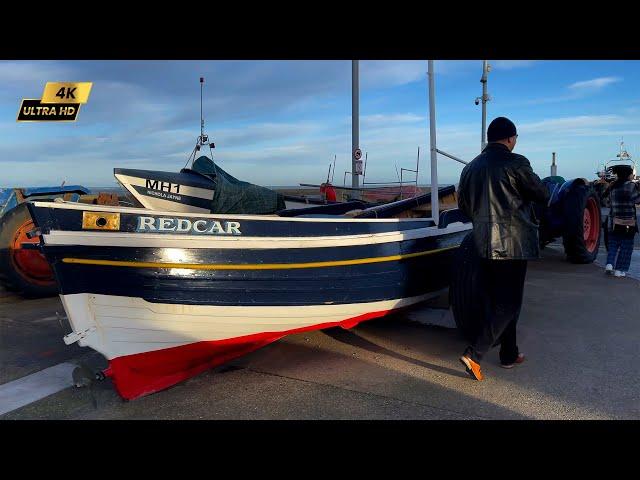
left=359, top=61, right=486, bottom=89
left=519, top=114, right=626, bottom=135
left=569, top=76, right=622, bottom=91
left=0, top=61, right=73, bottom=88
left=0, top=60, right=353, bottom=127
left=2, top=110, right=630, bottom=187
left=360, top=61, right=426, bottom=88
left=358, top=113, right=425, bottom=128
left=516, top=76, right=623, bottom=106
left=215, top=122, right=321, bottom=149
left=491, top=60, right=537, bottom=70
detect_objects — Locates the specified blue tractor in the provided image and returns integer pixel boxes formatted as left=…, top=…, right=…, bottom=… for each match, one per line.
left=537, top=176, right=602, bottom=263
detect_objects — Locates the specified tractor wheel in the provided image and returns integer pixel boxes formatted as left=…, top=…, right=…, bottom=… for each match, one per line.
left=0, top=203, right=57, bottom=297
left=449, top=232, right=486, bottom=343
left=562, top=184, right=602, bottom=264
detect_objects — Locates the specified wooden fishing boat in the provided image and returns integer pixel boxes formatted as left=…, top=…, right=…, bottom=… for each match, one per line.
left=25, top=66, right=473, bottom=400
left=27, top=189, right=471, bottom=399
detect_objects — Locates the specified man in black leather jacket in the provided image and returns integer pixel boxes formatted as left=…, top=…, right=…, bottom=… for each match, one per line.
left=457, top=117, right=550, bottom=381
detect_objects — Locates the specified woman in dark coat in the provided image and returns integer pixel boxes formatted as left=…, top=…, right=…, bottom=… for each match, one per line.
left=604, top=165, right=640, bottom=277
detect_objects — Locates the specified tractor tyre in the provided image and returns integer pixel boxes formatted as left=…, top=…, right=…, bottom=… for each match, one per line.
left=0, top=203, right=57, bottom=297
left=562, top=184, right=601, bottom=264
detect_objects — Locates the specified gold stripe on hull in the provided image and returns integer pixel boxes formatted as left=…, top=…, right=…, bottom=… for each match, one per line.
left=61, top=245, right=458, bottom=271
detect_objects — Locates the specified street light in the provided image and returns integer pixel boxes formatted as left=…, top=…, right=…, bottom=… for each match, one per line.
left=477, top=60, right=492, bottom=151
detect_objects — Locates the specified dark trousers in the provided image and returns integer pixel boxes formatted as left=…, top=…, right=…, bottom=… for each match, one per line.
left=466, top=259, right=528, bottom=364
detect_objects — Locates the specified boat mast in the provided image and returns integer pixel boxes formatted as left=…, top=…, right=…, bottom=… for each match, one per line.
left=185, top=76, right=215, bottom=168
left=200, top=76, right=205, bottom=140
left=352, top=60, right=361, bottom=199
left=428, top=60, right=439, bottom=226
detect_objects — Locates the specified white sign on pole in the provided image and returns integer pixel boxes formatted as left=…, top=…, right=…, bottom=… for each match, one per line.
left=353, top=148, right=363, bottom=175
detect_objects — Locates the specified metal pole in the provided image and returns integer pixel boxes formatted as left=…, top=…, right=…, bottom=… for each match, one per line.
left=481, top=60, right=488, bottom=151
left=436, top=148, right=468, bottom=165
left=416, top=146, right=420, bottom=189
left=352, top=60, right=360, bottom=198
left=428, top=60, right=439, bottom=226
left=363, top=152, right=368, bottom=185
left=200, top=77, right=204, bottom=139
left=551, top=152, right=557, bottom=177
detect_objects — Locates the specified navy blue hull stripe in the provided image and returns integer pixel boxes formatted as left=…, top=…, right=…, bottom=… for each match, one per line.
left=48, top=249, right=457, bottom=305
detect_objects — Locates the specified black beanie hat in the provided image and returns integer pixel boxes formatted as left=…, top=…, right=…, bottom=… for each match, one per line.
left=487, top=116, right=517, bottom=142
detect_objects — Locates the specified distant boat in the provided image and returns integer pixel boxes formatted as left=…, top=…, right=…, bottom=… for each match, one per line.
left=595, top=141, right=638, bottom=182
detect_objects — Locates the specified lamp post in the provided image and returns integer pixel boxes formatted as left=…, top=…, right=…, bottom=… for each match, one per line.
left=351, top=60, right=361, bottom=198
left=428, top=60, right=439, bottom=226
left=476, top=60, right=492, bottom=151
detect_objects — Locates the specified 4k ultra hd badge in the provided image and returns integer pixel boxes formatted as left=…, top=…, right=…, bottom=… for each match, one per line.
left=17, top=82, right=92, bottom=122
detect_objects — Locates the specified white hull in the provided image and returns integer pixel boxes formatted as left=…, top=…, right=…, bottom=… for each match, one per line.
left=61, top=291, right=442, bottom=360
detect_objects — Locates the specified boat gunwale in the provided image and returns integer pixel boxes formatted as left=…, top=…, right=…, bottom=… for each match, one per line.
left=30, top=200, right=443, bottom=224
left=41, top=222, right=472, bottom=249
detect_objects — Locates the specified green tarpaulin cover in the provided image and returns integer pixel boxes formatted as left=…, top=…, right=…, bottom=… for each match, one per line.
left=191, top=156, right=285, bottom=214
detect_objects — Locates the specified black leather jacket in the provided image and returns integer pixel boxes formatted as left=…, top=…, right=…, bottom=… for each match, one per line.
left=458, top=143, right=550, bottom=260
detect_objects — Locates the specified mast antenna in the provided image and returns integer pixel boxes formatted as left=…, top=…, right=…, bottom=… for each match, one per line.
left=184, top=76, right=216, bottom=169
left=200, top=76, right=204, bottom=139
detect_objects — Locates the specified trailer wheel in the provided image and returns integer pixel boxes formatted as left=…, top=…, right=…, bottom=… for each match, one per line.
left=449, top=232, right=486, bottom=343
left=562, top=184, right=601, bottom=263
left=0, top=203, right=57, bottom=297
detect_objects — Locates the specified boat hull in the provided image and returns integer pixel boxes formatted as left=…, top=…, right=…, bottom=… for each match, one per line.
left=28, top=201, right=471, bottom=399
left=62, top=292, right=440, bottom=399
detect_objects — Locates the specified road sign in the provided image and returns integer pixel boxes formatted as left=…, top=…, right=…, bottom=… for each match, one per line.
left=354, top=148, right=362, bottom=160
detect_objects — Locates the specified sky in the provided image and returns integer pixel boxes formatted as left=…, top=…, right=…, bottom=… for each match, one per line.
left=1, top=60, right=639, bottom=188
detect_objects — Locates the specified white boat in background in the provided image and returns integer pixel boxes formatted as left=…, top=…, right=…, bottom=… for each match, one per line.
left=595, top=141, right=639, bottom=182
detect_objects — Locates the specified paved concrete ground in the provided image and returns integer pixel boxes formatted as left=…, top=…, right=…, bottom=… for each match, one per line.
left=1, top=245, right=639, bottom=420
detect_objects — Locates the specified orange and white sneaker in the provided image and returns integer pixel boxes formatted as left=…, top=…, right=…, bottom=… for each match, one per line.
left=459, top=354, right=484, bottom=381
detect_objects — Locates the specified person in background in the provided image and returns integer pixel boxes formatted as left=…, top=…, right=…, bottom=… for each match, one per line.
left=604, top=165, right=640, bottom=277
left=457, top=117, right=550, bottom=381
